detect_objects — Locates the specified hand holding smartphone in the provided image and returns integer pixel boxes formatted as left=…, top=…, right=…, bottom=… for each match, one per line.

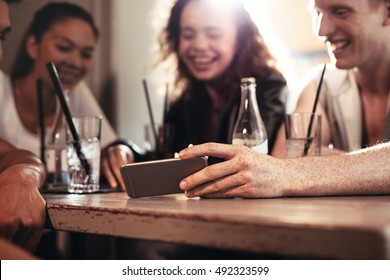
left=120, top=157, right=207, bottom=198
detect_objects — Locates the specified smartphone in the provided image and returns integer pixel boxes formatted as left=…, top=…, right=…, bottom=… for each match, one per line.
left=120, top=157, right=208, bottom=198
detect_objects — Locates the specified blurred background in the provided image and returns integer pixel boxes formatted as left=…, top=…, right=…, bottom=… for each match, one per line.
left=3, top=0, right=328, bottom=148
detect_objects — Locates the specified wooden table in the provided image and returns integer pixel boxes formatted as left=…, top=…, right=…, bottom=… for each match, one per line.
left=43, top=192, right=390, bottom=259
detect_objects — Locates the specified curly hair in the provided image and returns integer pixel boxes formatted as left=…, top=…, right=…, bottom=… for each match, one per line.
left=11, top=2, right=99, bottom=80
left=156, top=0, right=281, bottom=97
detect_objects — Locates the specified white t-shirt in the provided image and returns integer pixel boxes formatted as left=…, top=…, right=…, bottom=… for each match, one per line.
left=0, top=70, right=117, bottom=156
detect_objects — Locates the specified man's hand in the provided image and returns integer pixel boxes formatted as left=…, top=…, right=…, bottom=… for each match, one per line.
left=179, top=143, right=288, bottom=198
left=0, top=163, right=46, bottom=252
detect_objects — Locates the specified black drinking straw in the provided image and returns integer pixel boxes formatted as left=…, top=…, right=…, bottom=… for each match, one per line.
left=36, top=78, right=45, bottom=165
left=303, top=63, right=327, bottom=156
left=46, top=62, right=90, bottom=175
left=142, top=79, right=159, bottom=149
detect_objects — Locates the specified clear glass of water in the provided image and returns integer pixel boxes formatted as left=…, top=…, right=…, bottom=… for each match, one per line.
left=67, top=116, right=102, bottom=193
left=285, top=113, right=321, bottom=158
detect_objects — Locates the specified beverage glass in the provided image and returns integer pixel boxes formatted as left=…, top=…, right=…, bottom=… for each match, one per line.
left=144, top=123, right=174, bottom=160
left=285, top=113, right=321, bottom=158
left=67, top=116, right=102, bottom=193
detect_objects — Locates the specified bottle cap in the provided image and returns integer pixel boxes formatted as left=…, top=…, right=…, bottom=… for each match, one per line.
left=241, top=77, right=256, bottom=86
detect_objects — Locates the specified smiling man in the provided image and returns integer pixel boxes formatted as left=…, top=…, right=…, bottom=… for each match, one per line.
left=272, top=0, right=390, bottom=156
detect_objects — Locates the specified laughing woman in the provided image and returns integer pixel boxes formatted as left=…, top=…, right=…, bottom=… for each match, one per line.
left=156, top=0, right=288, bottom=153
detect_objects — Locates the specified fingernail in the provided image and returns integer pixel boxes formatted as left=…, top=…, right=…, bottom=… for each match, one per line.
left=180, top=181, right=187, bottom=190
left=185, top=190, right=193, bottom=197
left=178, top=150, right=186, bottom=158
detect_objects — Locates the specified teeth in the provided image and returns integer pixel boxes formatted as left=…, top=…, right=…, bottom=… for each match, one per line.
left=194, top=57, right=213, bottom=64
left=327, top=41, right=348, bottom=51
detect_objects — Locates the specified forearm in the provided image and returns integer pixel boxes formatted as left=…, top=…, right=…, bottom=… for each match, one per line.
left=0, top=150, right=46, bottom=186
left=284, top=144, right=390, bottom=196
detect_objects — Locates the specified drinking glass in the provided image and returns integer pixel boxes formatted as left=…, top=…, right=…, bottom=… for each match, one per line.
left=67, top=115, right=102, bottom=193
left=285, top=113, right=321, bottom=158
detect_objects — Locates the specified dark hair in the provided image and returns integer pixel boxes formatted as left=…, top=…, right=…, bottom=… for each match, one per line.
left=11, top=2, right=99, bottom=79
left=157, top=0, right=280, bottom=96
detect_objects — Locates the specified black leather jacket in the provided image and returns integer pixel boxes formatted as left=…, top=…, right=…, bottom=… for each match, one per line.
left=166, top=72, right=288, bottom=154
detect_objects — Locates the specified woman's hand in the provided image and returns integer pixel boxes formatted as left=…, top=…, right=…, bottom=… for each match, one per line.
left=178, top=143, right=288, bottom=198
left=101, top=144, right=134, bottom=189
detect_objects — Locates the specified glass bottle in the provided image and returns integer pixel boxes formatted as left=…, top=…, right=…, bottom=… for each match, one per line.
left=232, top=77, right=268, bottom=154
left=45, top=101, right=68, bottom=188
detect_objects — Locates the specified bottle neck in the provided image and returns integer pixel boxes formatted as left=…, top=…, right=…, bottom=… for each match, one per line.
left=239, top=84, right=258, bottom=111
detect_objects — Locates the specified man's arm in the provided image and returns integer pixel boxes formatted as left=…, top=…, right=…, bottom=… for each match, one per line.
left=0, top=139, right=46, bottom=178
left=0, top=139, right=46, bottom=251
left=178, top=142, right=390, bottom=198
left=284, top=143, right=390, bottom=196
